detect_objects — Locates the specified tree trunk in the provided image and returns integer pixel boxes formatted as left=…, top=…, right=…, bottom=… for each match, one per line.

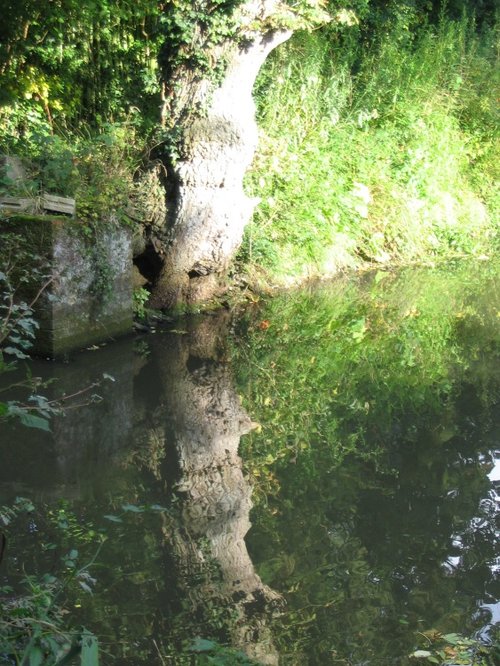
left=149, top=3, right=292, bottom=309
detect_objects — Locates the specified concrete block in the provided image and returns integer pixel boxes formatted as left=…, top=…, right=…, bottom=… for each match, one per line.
left=0, top=215, right=133, bottom=357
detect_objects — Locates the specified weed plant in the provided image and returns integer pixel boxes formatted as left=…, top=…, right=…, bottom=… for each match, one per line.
left=241, top=15, right=499, bottom=282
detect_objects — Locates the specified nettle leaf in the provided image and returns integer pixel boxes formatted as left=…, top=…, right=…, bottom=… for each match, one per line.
left=17, top=318, right=39, bottom=332
left=8, top=406, right=51, bottom=431
left=28, top=395, right=54, bottom=417
left=22, top=415, right=50, bottom=432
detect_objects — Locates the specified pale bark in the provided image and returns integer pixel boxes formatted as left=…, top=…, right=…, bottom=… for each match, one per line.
left=150, top=314, right=282, bottom=663
left=150, top=3, right=292, bottom=308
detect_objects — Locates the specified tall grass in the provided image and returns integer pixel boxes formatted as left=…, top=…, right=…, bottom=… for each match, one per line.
left=241, top=16, right=499, bottom=283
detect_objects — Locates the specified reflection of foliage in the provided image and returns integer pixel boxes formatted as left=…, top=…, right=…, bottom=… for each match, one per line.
left=1, top=498, right=168, bottom=665
left=0, top=231, right=56, bottom=430
left=232, top=257, right=499, bottom=663
left=0, top=499, right=101, bottom=665
left=233, top=257, right=499, bottom=472
left=1, top=261, right=499, bottom=664
left=411, top=630, right=499, bottom=665
left=188, top=637, right=262, bottom=664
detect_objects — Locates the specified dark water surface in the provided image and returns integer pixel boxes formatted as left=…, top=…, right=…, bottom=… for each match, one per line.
left=1, top=258, right=499, bottom=664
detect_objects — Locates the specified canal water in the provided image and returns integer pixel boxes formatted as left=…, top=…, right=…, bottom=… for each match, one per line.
left=0, top=257, right=498, bottom=664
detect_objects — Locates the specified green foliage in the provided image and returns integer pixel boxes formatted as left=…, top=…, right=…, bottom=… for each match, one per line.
left=157, top=0, right=331, bottom=142
left=0, top=499, right=101, bottom=665
left=0, top=233, right=47, bottom=358
left=0, top=230, right=113, bottom=430
left=158, top=0, right=246, bottom=87
left=241, top=13, right=499, bottom=281
left=0, top=232, right=57, bottom=430
left=0, top=0, right=162, bottom=129
left=231, top=257, right=499, bottom=664
left=0, top=115, right=146, bottom=227
left=133, top=287, right=150, bottom=320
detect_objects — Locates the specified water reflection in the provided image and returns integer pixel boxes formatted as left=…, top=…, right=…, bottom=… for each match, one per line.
left=147, top=314, right=282, bottom=664
left=1, top=259, right=499, bottom=664
left=0, top=313, right=282, bottom=664
left=235, top=260, right=500, bottom=664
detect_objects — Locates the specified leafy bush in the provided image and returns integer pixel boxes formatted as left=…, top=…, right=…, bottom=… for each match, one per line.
left=0, top=499, right=101, bottom=666
left=0, top=115, right=147, bottom=227
left=241, top=14, right=499, bottom=281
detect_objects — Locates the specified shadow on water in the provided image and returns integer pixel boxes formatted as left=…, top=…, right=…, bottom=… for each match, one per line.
left=0, top=258, right=499, bottom=664
left=0, top=312, right=282, bottom=664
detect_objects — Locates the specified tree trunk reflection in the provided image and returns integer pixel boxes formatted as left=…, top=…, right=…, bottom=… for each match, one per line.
left=153, top=313, right=281, bottom=664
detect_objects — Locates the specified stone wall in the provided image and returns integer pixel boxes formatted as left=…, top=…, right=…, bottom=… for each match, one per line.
left=0, top=215, right=133, bottom=357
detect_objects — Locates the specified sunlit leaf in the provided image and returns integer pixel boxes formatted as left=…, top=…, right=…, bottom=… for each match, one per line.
left=443, top=633, right=462, bottom=645
left=9, top=408, right=51, bottom=431
left=122, top=504, right=143, bottom=513
left=103, top=515, right=123, bottom=523
left=149, top=504, right=168, bottom=512
left=79, top=581, right=93, bottom=594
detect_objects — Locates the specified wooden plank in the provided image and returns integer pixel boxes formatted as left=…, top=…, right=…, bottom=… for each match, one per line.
left=42, top=194, right=76, bottom=216
left=0, top=196, right=32, bottom=212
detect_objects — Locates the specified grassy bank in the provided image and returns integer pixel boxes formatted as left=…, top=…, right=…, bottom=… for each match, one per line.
left=240, top=15, right=499, bottom=285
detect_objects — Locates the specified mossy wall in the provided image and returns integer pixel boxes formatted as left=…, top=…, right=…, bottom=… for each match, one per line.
left=0, top=216, right=133, bottom=357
